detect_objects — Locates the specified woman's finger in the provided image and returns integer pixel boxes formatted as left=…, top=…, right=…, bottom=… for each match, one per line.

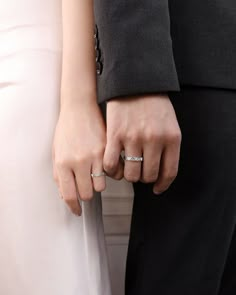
left=91, top=159, right=106, bottom=192
left=74, top=165, right=94, bottom=201
left=52, top=145, right=59, bottom=185
left=57, top=167, right=82, bottom=215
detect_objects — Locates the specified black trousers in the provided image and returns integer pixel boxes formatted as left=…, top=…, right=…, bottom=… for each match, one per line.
left=126, top=87, right=236, bottom=295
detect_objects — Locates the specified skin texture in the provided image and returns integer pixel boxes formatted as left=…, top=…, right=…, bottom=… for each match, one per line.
left=104, top=94, right=182, bottom=194
left=53, top=0, right=182, bottom=216
left=53, top=100, right=106, bottom=216
left=52, top=0, right=105, bottom=215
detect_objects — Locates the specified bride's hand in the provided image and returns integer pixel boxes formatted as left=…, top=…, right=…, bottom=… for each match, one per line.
left=52, top=100, right=106, bottom=216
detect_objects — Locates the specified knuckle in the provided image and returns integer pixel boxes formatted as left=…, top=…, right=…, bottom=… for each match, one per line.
left=142, top=176, right=156, bottom=183
left=92, top=147, right=105, bottom=158
left=125, top=132, right=140, bottom=144
left=125, top=173, right=140, bottom=183
left=144, top=130, right=160, bottom=142
left=175, top=129, right=182, bottom=141
left=55, top=158, right=67, bottom=169
left=55, top=155, right=86, bottom=169
left=104, top=160, right=117, bottom=173
left=73, top=155, right=88, bottom=166
left=172, top=131, right=182, bottom=143
left=144, top=175, right=158, bottom=183
left=166, top=130, right=182, bottom=144
left=142, top=167, right=158, bottom=183
left=80, top=190, right=93, bottom=201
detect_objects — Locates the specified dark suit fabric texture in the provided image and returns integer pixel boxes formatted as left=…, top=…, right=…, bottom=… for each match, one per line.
left=125, top=87, right=236, bottom=295
left=93, top=1, right=236, bottom=294
left=94, top=0, right=236, bottom=103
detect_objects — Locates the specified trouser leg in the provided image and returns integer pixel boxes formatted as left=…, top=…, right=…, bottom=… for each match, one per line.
left=218, top=226, right=236, bottom=295
left=125, top=87, right=236, bottom=295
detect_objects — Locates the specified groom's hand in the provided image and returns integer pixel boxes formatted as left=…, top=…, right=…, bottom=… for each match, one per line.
left=103, top=94, right=182, bottom=194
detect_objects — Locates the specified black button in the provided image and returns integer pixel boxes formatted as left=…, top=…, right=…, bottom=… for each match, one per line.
left=95, top=49, right=100, bottom=62
left=96, top=61, right=103, bottom=75
left=94, top=25, right=98, bottom=38
left=94, top=38, right=99, bottom=50
left=94, top=25, right=103, bottom=75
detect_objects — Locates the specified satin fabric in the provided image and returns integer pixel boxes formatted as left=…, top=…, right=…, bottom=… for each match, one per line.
left=0, top=1, right=111, bottom=294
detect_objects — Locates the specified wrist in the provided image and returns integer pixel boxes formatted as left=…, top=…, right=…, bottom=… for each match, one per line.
left=60, top=90, right=99, bottom=111
left=60, top=83, right=97, bottom=104
left=61, top=71, right=97, bottom=100
left=60, top=93, right=97, bottom=109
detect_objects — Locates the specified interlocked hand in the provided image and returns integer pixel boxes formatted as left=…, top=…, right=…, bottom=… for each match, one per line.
left=104, top=94, right=182, bottom=194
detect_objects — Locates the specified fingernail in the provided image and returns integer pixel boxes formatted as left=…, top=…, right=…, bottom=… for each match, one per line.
left=153, top=190, right=162, bottom=195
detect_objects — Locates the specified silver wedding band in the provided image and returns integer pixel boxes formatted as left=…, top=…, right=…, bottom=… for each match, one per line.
left=91, top=172, right=106, bottom=178
left=123, top=156, right=143, bottom=162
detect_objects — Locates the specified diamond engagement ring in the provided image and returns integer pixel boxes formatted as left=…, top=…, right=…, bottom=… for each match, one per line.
left=123, top=156, right=143, bottom=162
left=91, top=172, right=106, bottom=178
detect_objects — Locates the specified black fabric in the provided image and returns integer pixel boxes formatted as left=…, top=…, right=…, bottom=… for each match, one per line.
left=93, top=0, right=236, bottom=103
left=125, top=87, right=236, bottom=295
left=93, top=0, right=180, bottom=103
left=169, top=0, right=236, bottom=92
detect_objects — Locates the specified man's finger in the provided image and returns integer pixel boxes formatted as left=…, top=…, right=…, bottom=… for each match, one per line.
left=153, top=143, right=180, bottom=194
left=141, top=142, right=162, bottom=183
left=124, top=144, right=142, bottom=182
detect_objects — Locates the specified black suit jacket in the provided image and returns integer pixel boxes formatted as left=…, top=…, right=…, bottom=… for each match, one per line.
left=94, top=0, right=236, bottom=104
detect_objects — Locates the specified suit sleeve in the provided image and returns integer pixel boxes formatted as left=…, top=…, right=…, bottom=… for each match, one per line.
left=93, top=0, right=180, bottom=104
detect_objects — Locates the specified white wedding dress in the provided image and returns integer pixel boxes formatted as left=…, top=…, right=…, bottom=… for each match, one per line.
left=0, top=1, right=111, bottom=294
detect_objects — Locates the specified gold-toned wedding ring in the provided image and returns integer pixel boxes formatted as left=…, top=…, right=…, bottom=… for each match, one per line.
left=91, top=172, right=106, bottom=178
